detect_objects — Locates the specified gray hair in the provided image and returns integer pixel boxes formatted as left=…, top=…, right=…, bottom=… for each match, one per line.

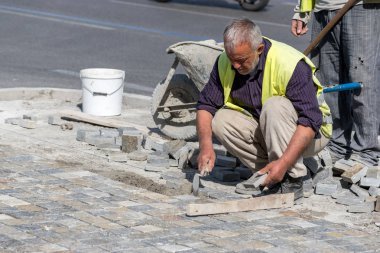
left=223, top=18, right=263, bottom=52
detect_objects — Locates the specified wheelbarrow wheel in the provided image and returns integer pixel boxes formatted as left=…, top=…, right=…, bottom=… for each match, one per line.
left=151, top=74, right=199, bottom=140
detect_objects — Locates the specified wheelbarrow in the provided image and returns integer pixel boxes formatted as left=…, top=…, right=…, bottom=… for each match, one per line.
left=151, top=40, right=224, bottom=140
left=151, top=40, right=362, bottom=140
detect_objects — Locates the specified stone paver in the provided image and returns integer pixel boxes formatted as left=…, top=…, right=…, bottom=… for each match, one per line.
left=0, top=93, right=379, bottom=252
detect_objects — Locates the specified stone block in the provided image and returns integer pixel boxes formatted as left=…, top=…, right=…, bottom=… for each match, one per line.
left=303, top=169, right=314, bottom=198
left=147, top=159, right=170, bottom=169
left=350, top=184, right=370, bottom=199
left=19, top=119, right=37, bottom=129
left=213, top=144, right=228, bottom=156
left=312, top=167, right=332, bottom=187
left=163, top=139, right=187, bottom=157
left=99, top=128, right=119, bottom=137
left=235, top=166, right=253, bottom=180
left=359, top=177, right=380, bottom=188
left=369, top=186, right=380, bottom=197
left=211, top=167, right=240, bottom=182
left=366, top=166, right=380, bottom=179
left=304, top=156, right=321, bottom=174
left=215, top=155, right=236, bottom=168
left=347, top=202, right=375, bottom=213
left=4, top=117, right=21, bottom=125
left=148, top=151, right=169, bottom=159
left=318, top=148, right=333, bottom=168
left=47, top=115, right=62, bottom=125
left=341, top=164, right=368, bottom=184
left=117, top=127, right=140, bottom=136
left=127, top=151, right=148, bottom=161
left=376, top=196, right=380, bottom=212
left=147, top=152, right=170, bottom=168
left=333, top=159, right=356, bottom=174
left=76, top=129, right=99, bottom=142
left=315, top=181, right=338, bottom=196
left=210, top=166, right=232, bottom=176
left=161, top=171, right=186, bottom=180
left=143, top=136, right=169, bottom=152
left=169, top=144, right=189, bottom=161
left=122, top=133, right=143, bottom=153
left=336, top=196, right=364, bottom=206
left=366, top=196, right=377, bottom=203
left=169, top=158, right=178, bottom=167
left=107, top=153, right=129, bottom=162
left=115, top=136, right=122, bottom=146
left=144, top=164, right=167, bottom=172
left=85, top=135, right=115, bottom=147
left=23, top=114, right=38, bottom=121
left=252, top=173, right=268, bottom=188
left=178, top=146, right=193, bottom=170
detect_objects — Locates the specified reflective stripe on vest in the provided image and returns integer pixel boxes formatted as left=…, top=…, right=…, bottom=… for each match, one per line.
left=217, top=37, right=332, bottom=138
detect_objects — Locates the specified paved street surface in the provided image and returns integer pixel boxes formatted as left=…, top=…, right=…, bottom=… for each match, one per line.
left=0, top=88, right=379, bottom=252
left=0, top=0, right=309, bottom=96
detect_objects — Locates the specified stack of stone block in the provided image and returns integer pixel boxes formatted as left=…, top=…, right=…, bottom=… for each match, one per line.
left=77, top=127, right=151, bottom=163
left=4, top=114, right=76, bottom=130
left=77, top=126, right=252, bottom=184
left=311, top=158, right=380, bottom=213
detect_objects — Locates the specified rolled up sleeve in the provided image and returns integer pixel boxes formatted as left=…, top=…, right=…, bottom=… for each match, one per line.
left=286, top=60, right=323, bottom=138
left=196, top=59, right=224, bottom=116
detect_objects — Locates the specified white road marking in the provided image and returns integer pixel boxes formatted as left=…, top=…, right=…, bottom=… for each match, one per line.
left=0, top=9, right=114, bottom=30
left=110, top=0, right=289, bottom=28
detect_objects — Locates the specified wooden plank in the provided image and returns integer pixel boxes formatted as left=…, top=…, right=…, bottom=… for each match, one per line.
left=186, top=193, right=294, bottom=217
left=60, top=109, right=151, bottom=133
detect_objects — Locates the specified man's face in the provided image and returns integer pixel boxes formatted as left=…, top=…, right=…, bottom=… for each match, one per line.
left=226, top=42, right=264, bottom=76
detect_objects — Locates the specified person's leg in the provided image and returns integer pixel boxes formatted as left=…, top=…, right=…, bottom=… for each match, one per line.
left=212, top=108, right=268, bottom=171
left=311, top=10, right=353, bottom=160
left=260, top=96, right=329, bottom=178
left=340, top=4, right=380, bottom=165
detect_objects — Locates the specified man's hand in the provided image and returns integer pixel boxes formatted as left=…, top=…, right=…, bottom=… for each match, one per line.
left=196, top=109, right=215, bottom=174
left=291, top=19, right=308, bottom=37
left=258, top=159, right=288, bottom=188
left=197, top=148, right=216, bottom=175
left=259, top=125, right=315, bottom=188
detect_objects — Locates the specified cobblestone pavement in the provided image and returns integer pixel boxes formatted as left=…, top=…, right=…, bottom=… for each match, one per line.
left=0, top=89, right=380, bottom=252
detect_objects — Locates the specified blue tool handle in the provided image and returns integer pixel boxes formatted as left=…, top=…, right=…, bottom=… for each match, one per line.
left=323, top=82, right=362, bottom=93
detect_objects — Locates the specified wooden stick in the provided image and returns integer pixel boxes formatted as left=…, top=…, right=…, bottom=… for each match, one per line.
left=186, top=193, right=294, bottom=216
left=60, top=109, right=153, bottom=134
left=303, top=0, right=360, bottom=56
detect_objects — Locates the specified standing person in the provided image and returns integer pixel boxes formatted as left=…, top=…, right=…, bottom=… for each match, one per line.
left=196, top=18, right=332, bottom=200
left=291, top=0, right=380, bottom=166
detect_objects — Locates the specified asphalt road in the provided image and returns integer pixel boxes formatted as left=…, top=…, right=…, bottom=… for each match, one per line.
left=0, top=0, right=310, bottom=96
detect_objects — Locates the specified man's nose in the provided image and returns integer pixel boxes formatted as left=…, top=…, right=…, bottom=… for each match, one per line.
left=232, top=62, right=241, bottom=69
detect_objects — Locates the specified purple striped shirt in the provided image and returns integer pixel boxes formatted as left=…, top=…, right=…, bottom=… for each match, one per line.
left=197, top=38, right=323, bottom=137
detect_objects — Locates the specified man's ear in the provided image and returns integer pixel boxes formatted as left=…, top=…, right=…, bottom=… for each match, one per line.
left=257, top=43, right=265, bottom=55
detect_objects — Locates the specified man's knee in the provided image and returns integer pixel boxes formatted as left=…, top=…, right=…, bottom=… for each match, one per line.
left=261, top=97, right=297, bottom=124
left=262, top=96, right=293, bottom=115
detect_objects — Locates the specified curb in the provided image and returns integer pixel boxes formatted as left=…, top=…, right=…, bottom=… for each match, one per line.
left=0, top=87, right=152, bottom=108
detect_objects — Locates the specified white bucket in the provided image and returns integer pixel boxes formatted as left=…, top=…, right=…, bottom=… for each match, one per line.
left=80, top=68, right=125, bottom=116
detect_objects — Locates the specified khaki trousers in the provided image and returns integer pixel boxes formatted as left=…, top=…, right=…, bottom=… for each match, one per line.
left=212, top=96, right=330, bottom=178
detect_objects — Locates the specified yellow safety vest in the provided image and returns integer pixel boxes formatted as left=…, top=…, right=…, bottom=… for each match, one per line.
left=217, top=37, right=332, bottom=138
left=300, top=0, right=315, bottom=12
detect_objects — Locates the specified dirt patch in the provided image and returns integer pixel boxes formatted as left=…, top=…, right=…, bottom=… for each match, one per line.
left=94, top=169, right=192, bottom=196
